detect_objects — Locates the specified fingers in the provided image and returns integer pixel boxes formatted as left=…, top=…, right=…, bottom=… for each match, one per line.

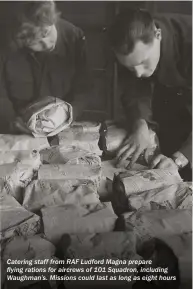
left=150, top=154, right=162, bottom=169
left=127, top=147, right=142, bottom=169
left=116, top=145, right=136, bottom=167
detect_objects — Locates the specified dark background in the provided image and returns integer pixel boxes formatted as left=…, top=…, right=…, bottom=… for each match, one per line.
left=0, top=1, right=192, bottom=131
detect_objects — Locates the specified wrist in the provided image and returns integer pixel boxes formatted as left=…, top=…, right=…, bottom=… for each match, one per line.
left=172, top=151, right=189, bottom=169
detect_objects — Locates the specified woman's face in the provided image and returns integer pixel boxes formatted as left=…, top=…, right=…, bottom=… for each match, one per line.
left=27, top=24, right=58, bottom=52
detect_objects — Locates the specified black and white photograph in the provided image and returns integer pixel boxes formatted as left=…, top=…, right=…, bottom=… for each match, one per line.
left=0, top=1, right=192, bottom=289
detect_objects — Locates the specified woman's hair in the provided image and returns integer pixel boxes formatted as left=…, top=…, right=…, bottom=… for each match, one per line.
left=109, top=8, right=155, bottom=55
left=0, top=1, right=60, bottom=48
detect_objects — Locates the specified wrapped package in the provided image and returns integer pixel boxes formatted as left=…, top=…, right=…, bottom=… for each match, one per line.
left=122, top=209, right=192, bottom=245
left=40, top=146, right=101, bottom=166
left=112, top=169, right=182, bottom=215
left=0, top=193, right=40, bottom=241
left=20, top=96, right=73, bottom=137
left=0, top=163, right=38, bottom=202
left=65, top=121, right=101, bottom=133
left=42, top=202, right=117, bottom=244
left=61, top=232, right=140, bottom=289
left=112, top=181, right=192, bottom=214
left=23, top=179, right=100, bottom=212
left=1, top=235, right=57, bottom=289
left=58, top=130, right=102, bottom=156
left=38, top=164, right=102, bottom=188
left=0, top=150, right=41, bottom=168
left=0, top=163, right=38, bottom=201
left=98, top=159, right=146, bottom=200
left=0, top=134, right=49, bottom=151
left=101, top=121, right=159, bottom=165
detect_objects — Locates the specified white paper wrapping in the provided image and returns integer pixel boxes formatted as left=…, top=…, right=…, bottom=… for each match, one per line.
left=0, top=193, right=40, bottom=241
left=23, top=179, right=99, bottom=212
left=63, top=232, right=139, bottom=289
left=38, top=164, right=102, bottom=189
left=40, top=146, right=101, bottom=166
left=123, top=209, right=192, bottom=244
left=21, top=97, right=73, bottom=137
left=0, top=150, right=41, bottom=168
left=0, top=163, right=37, bottom=202
left=112, top=169, right=183, bottom=215
left=2, top=235, right=56, bottom=289
left=58, top=130, right=102, bottom=156
left=42, top=202, right=117, bottom=244
left=64, top=121, right=101, bottom=133
left=0, top=134, right=49, bottom=151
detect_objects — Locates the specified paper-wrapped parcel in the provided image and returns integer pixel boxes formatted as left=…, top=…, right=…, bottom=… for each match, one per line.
left=20, top=96, right=73, bottom=137
left=112, top=169, right=183, bottom=215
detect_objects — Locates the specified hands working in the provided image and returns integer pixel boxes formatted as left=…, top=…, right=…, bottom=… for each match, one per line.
left=116, top=119, right=150, bottom=168
left=115, top=119, right=188, bottom=171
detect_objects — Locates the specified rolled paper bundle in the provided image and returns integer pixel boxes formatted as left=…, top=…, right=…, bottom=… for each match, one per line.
left=41, top=202, right=117, bottom=244
left=38, top=164, right=102, bottom=188
left=40, top=146, right=101, bottom=166
left=0, top=134, right=49, bottom=151
left=20, top=96, right=73, bottom=137
left=112, top=169, right=183, bottom=215
left=0, top=150, right=41, bottom=169
left=23, top=179, right=100, bottom=212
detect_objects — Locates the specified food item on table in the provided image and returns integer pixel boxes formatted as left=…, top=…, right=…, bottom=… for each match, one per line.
left=23, top=179, right=99, bottom=212
left=122, top=209, right=192, bottom=245
left=38, top=164, right=102, bottom=188
left=0, top=193, right=40, bottom=241
left=0, top=150, right=41, bottom=168
left=20, top=96, right=73, bottom=137
left=1, top=235, right=56, bottom=289
left=0, top=163, right=38, bottom=202
left=0, top=134, right=49, bottom=151
left=41, top=202, right=117, bottom=244
left=65, top=121, right=101, bottom=133
left=40, top=146, right=101, bottom=166
left=58, top=129, right=102, bottom=156
left=62, top=232, right=139, bottom=289
left=112, top=169, right=182, bottom=215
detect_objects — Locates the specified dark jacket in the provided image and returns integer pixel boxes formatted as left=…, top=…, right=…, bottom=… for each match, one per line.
left=0, top=18, right=91, bottom=118
left=119, top=13, right=192, bottom=162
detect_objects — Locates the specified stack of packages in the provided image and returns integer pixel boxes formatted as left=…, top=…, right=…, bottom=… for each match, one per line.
left=0, top=120, right=118, bottom=289
left=35, top=121, right=117, bottom=245
left=111, top=169, right=192, bottom=288
left=0, top=134, right=50, bottom=239
left=1, top=111, right=192, bottom=289
left=99, top=121, right=192, bottom=289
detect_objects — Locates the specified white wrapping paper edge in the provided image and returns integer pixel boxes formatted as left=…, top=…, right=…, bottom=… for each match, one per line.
left=27, top=100, right=73, bottom=137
